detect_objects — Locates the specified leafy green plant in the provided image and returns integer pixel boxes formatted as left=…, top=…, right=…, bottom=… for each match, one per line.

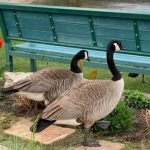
left=94, top=101, right=135, bottom=132
left=124, top=90, right=150, bottom=109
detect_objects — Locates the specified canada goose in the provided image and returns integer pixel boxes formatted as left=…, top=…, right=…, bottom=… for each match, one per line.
left=2, top=50, right=90, bottom=106
left=128, top=73, right=146, bottom=83
left=31, top=40, right=124, bottom=147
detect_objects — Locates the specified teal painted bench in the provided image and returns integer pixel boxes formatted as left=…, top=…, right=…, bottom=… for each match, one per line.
left=0, top=3, right=150, bottom=79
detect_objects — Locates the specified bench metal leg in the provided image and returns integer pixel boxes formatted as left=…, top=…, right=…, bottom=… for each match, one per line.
left=6, top=55, right=13, bottom=72
left=142, top=74, right=146, bottom=83
left=30, top=59, right=37, bottom=72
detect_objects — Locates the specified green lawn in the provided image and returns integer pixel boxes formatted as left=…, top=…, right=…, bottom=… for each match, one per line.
left=0, top=33, right=150, bottom=150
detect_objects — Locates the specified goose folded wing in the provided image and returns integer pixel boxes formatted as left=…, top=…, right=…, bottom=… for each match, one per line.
left=42, top=80, right=109, bottom=120
left=13, top=77, right=56, bottom=92
left=13, top=68, right=75, bottom=93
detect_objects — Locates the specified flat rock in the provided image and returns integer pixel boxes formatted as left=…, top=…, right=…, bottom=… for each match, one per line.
left=0, top=145, right=9, bottom=150
left=4, top=72, right=33, bottom=87
left=75, top=140, right=124, bottom=150
left=4, top=119, right=75, bottom=145
left=143, top=93, right=150, bottom=98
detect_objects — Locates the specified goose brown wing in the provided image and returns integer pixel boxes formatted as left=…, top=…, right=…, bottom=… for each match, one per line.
left=42, top=80, right=110, bottom=120
left=13, top=68, right=76, bottom=93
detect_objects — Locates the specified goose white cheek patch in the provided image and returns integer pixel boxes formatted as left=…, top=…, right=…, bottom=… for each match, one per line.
left=114, top=43, right=120, bottom=51
left=84, top=52, right=88, bottom=59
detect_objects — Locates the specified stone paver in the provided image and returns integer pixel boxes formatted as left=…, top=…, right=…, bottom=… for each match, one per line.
left=75, top=140, right=124, bottom=150
left=4, top=119, right=75, bottom=145
left=0, top=145, right=9, bottom=150
left=143, top=93, right=150, bottom=98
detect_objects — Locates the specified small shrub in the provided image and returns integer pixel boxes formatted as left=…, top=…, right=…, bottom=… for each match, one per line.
left=94, top=101, right=135, bottom=132
left=124, top=90, right=150, bottom=109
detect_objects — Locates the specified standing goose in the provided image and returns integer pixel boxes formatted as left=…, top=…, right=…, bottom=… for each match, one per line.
left=30, top=40, right=124, bottom=147
left=2, top=50, right=90, bottom=106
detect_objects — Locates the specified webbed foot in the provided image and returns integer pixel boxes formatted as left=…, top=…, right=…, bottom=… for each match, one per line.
left=82, top=140, right=101, bottom=147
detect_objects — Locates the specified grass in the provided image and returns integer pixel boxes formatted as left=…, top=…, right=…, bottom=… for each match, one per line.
left=0, top=33, right=150, bottom=149
left=1, top=128, right=150, bottom=150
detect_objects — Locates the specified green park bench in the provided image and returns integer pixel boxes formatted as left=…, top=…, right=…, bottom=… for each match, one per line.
left=0, top=3, right=149, bottom=81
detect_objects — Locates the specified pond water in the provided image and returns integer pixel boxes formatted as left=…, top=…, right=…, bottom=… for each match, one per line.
left=32, top=0, right=150, bottom=11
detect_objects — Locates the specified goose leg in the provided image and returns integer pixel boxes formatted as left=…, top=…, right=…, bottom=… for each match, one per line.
left=82, top=127, right=101, bottom=147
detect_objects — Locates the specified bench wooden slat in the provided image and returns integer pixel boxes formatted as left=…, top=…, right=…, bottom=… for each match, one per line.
left=55, top=23, right=91, bottom=36
left=17, top=10, right=49, bottom=20
left=4, top=18, right=16, bottom=28
left=94, top=26, right=135, bottom=40
left=58, top=33, right=93, bottom=46
left=141, top=41, right=150, bottom=52
left=140, top=31, right=150, bottom=41
left=19, top=19, right=52, bottom=31
left=96, top=37, right=137, bottom=51
left=21, top=29, right=53, bottom=41
left=2, top=10, right=14, bottom=18
left=93, top=17, right=133, bottom=29
left=138, top=20, right=150, bottom=30
left=53, top=14, right=89, bottom=24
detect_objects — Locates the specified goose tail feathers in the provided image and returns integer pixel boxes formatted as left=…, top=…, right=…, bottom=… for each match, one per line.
left=1, top=86, right=18, bottom=95
left=30, top=119, right=56, bottom=133
left=128, top=73, right=139, bottom=78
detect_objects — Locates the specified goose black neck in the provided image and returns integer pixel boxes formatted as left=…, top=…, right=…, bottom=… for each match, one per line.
left=70, top=55, right=82, bottom=73
left=107, top=44, right=122, bottom=81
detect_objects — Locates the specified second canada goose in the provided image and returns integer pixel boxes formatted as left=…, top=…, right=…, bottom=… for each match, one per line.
left=30, top=40, right=124, bottom=147
left=2, top=50, right=90, bottom=105
left=128, top=73, right=146, bottom=83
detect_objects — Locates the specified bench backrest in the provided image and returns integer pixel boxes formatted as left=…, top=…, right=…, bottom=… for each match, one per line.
left=0, top=3, right=150, bottom=56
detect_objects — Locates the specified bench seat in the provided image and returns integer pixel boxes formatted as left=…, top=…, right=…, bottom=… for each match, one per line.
left=12, top=42, right=150, bottom=75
